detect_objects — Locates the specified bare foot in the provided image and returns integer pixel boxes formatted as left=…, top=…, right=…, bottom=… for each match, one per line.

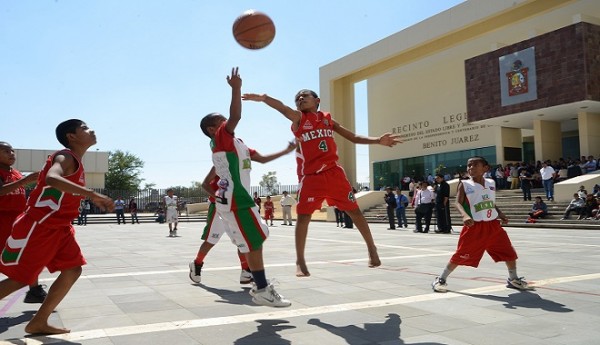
left=25, top=321, right=70, bottom=335
left=295, top=262, right=311, bottom=277
left=368, top=251, right=381, bottom=268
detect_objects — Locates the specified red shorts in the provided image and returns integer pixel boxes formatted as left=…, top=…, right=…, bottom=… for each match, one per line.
left=264, top=210, right=274, bottom=220
left=296, top=165, right=358, bottom=215
left=450, top=220, right=518, bottom=267
left=0, top=214, right=86, bottom=285
left=0, top=211, right=21, bottom=248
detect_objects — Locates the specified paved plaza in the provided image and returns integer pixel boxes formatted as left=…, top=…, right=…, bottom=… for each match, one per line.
left=1, top=220, right=599, bottom=344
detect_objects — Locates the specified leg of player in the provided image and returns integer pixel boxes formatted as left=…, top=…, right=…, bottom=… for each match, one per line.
left=24, top=266, right=82, bottom=335
left=345, top=208, right=381, bottom=268
left=295, top=214, right=312, bottom=277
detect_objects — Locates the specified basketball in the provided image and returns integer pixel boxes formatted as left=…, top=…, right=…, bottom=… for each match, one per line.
left=232, top=10, right=275, bottom=50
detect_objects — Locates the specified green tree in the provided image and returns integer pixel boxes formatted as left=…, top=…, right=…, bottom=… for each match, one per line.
left=105, top=150, right=145, bottom=192
left=259, top=171, right=279, bottom=196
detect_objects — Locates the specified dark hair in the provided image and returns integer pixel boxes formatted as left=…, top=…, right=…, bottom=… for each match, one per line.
left=468, top=156, right=489, bottom=166
left=200, top=113, right=226, bottom=138
left=435, top=173, right=444, bottom=179
left=295, top=89, right=318, bottom=100
left=55, top=119, right=84, bottom=148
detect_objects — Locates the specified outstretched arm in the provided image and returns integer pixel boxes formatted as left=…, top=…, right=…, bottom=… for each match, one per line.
left=242, top=93, right=302, bottom=124
left=251, top=140, right=297, bottom=163
left=0, top=171, right=39, bottom=196
left=225, top=67, right=242, bottom=134
left=333, top=120, right=402, bottom=147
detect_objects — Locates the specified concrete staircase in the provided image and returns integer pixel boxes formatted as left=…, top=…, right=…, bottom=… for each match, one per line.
left=363, top=188, right=600, bottom=230
left=73, top=213, right=207, bottom=225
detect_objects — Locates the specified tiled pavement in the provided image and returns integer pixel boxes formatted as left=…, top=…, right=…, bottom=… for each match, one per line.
left=1, top=220, right=599, bottom=344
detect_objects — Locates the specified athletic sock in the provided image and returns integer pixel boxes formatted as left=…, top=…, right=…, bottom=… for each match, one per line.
left=252, top=270, right=268, bottom=290
left=440, top=267, right=452, bottom=281
left=508, top=269, right=518, bottom=280
left=238, top=252, right=249, bottom=271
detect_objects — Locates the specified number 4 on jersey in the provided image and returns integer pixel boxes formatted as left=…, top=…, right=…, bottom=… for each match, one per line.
left=318, top=140, right=328, bottom=152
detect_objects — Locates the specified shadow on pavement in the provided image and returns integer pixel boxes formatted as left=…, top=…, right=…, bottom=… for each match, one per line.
left=234, top=319, right=295, bottom=345
left=308, top=313, right=448, bottom=345
left=453, top=290, right=573, bottom=312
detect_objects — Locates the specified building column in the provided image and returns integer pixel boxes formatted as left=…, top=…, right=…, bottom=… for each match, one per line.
left=328, top=78, right=357, bottom=186
left=495, top=127, right=523, bottom=163
left=533, top=119, right=562, bottom=162
left=578, top=111, right=600, bottom=157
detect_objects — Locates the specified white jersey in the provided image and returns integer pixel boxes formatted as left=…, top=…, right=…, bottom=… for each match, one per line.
left=460, top=178, right=498, bottom=222
left=164, top=195, right=178, bottom=210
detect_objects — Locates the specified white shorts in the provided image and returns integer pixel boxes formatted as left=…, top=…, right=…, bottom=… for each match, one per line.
left=166, top=209, right=178, bottom=223
left=216, top=206, right=269, bottom=254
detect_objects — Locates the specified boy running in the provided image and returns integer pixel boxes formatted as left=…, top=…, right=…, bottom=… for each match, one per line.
left=431, top=156, right=530, bottom=293
left=243, top=89, right=401, bottom=277
left=0, top=119, right=114, bottom=334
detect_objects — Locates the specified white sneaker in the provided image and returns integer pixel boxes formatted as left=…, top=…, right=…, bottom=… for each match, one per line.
left=189, top=261, right=202, bottom=283
left=252, top=284, right=291, bottom=307
left=431, top=277, right=448, bottom=293
left=240, top=270, right=253, bottom=284
left=506, top=277, right=532, bottom=290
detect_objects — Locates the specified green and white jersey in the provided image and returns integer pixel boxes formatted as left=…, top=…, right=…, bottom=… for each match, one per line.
left=210, top=122, right=256, bottom=212
left=460, top=178, right=498, bottom=222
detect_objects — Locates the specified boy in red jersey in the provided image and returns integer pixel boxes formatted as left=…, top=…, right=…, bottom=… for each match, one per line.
left=0, top=142, right=48, bottom=303
left=0, top=120, right=114, bottom=335
left=199, top=67, right=290, bottom=307
left=263, top=196, right=274, bottom=226
left=243, top=89, right=401, bottom=277
left=431, top=156, right=530, bottom=293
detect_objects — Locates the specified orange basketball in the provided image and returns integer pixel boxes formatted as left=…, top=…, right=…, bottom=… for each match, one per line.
left=232, top=10, right=275, bottom=50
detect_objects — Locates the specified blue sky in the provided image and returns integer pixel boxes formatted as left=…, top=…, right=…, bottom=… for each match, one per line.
left=1, top=0, right=463, bottom=188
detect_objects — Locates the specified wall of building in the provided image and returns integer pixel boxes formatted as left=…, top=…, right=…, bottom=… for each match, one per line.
left=14, top=149, right=109, bottom=189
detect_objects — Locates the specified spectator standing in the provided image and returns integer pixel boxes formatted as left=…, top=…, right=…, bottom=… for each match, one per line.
left=253, top=192, right=262, bottom=214
left=413, top=181, right=434, bottom=233
left=509, top=164, right=520, bottom=189
left=384, top=187, right=397, bottom=230
left=280, top=191, right=296, bottom=226
left=394, top=188, right=409, bottom=229
left=434, top=174, right=452, bottom=233
left=408, top=179, right=416, bottom=201
left=495, top=165, right=506, bottom=189
left=164, top=188, right=179, bottom=236
left=129, top=198, right=139, bottom=224
left=540, top=161, right=556, bottom=201
left=334, top=206, right=344, bottom=227
left=115, top=196, right=126, bottom=224
left=77, top=199, right=89, bottom=226
left=519, top=170, right=533, bottom=201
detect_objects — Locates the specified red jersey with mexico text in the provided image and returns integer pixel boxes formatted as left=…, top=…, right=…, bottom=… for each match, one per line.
left=0, top=168, right=26, bottom=213
left=24, top=150, right=86, bottom=226
left=210, top=122, right=256, bottom=212
left=292, top=111, right=339, bottom=176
